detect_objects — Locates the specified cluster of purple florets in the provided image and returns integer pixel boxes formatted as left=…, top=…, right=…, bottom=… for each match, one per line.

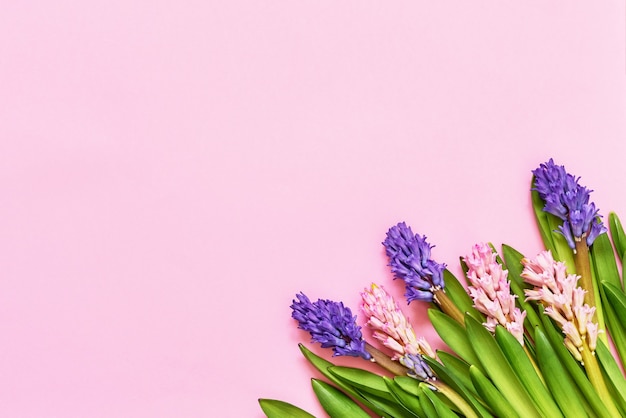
left=383, top=222, right=446, bottom=303
left=290, top=292, right=371, bottom=360
left=533, top=159, right=606, bottom=248
left=400, top=353, right=436, bottom=381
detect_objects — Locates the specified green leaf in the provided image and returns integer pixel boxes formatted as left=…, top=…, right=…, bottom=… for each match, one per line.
left=384, top=377, right=424, bottom=417
left=530, top=182, right=575, bottom=270
left=539, top=310, right=612, bottom=418
left=394, top=376, right=460, bottom=416
left=437, top=351, right=475, bottom=396
left=418, top=386, right=438, bottom=418
left=428, top=309, right=481, bottom=367
left=311, top=379, right=371, bottom=418
left=494, top=326, right=562, bottom=417
left=298, top=344, right=361, bottom=398
left=422, top=356, right=492, bottom=418
left=546, top=213, right=577, bottom=270
left=596, top=340, right=626, bottom=415
left=590, top=232, right=619, bottom=346
left=469, top=365, right=518, bottom=418
left=298, top=344, right=387, bottom=417
left=587, top=252, right=608, bottom=347
left=443, top=269, right=483, bottom=322
left=501, top=244, right=544, bottom=335
left=464, top=315, right=541, bottom=418
left=394, top=375, right=422, bottom=396
left=623, top=251, right=626, bottom=286
left=258, top=399, right=316, bottom=418
left=459, top=257, right=470, bottom=282
left=354, top=389, right=420, bottom=418
left=601, top=282, right=626, bottom=323
left=500, top=244, right=525, bottom=282
left=531, top=185, right=557, bottom=254
left=599, top=284, right=626, bottom=367
left=591, top=232, right=622, bottom=289
left=533, top=328, right=588, bottom=418
left=298, top=344, right=342, bottom=385
left=328, top=366, right=393, bottom=401
left=609, top=212, right=626, bottom=264
left=420, top=384, right=458, bottom=418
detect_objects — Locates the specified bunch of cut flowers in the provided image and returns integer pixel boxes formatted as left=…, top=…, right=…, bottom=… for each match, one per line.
left=259, top=159, right=626, bottom=418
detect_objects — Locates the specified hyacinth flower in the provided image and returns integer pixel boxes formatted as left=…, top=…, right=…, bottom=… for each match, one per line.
left=521, top=251, right=598, bottom=358
left=361, top=283, right=436, bottom=380
left=532, top=159, right=607, bottom=311
left=361, top=284, right=480, bottom=417
left=384, top=222, right=464, bottom=324
left=520, top=250, right=619, bottom=416
left=291, top=292, right=407, bottom=375
left=291, top=292, right=371, bottom=359
left=464, top=243, right=526, bottom=345
left=533, top=159, right=606, bottom=250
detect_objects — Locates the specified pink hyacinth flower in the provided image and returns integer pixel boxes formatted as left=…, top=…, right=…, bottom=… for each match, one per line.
left=361, top=283, right=436, bottom=380
left=464, top=243, right=526, bottom=345
left=521, top=250, right=599, bottom=360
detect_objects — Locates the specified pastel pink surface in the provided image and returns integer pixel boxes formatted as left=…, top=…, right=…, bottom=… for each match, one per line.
left=0, top=1, right=625, bottom=417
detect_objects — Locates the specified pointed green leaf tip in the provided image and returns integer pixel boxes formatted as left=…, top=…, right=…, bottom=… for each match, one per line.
left=602, top=282, right=626, bottom=325
left=258, top=399, right=315, bottom=418
left=420, top=384, right=458, bottom=418
left=428, top=309, right=481, bottom=367
left=609, top=212, right=626, bottom=260
left=297, top=343, right=344, bottom=389
left=531, top=184, right=557, bottom=255
left=311, top=379, right=371, bottom=418
left=384, top=377, right=424, bottom=416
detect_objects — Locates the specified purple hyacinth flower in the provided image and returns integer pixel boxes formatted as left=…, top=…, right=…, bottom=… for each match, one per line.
left=383, top=222, right=446, bottom=303
left=291, top=292, right=372, bottom=360
left=400, top=353, right=436, bottom=381
left=533, top=159, right=607, bottom=248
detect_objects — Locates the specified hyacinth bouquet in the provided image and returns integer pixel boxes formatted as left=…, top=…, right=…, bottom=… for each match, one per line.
left=259, top=159, right=626, bottom=418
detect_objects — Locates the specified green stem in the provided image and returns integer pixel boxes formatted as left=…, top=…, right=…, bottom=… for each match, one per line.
left=582, top=343, right=621, bottom=418
left=434, top=381, right=480, bottom=418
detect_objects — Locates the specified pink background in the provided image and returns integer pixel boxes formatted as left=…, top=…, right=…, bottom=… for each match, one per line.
left=1, top=1, right=625, bottom=417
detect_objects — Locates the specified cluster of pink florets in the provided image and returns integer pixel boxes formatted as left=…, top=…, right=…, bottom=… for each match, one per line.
left=522, top=250, right=599, bottom=361
left=464, top=243, right=527, bottom=345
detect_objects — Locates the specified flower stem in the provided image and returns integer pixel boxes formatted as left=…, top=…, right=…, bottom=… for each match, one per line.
left=581, top=342, right=621, bottom=418
left=574, top=241, right=596, bottom=308
left=574, top=240, right=606, bottom=343
left=433, top=288, right=465, bottom=325
left=433, top=381, right=479, bottom=418
left=365, top=343, right=409, bottom=376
